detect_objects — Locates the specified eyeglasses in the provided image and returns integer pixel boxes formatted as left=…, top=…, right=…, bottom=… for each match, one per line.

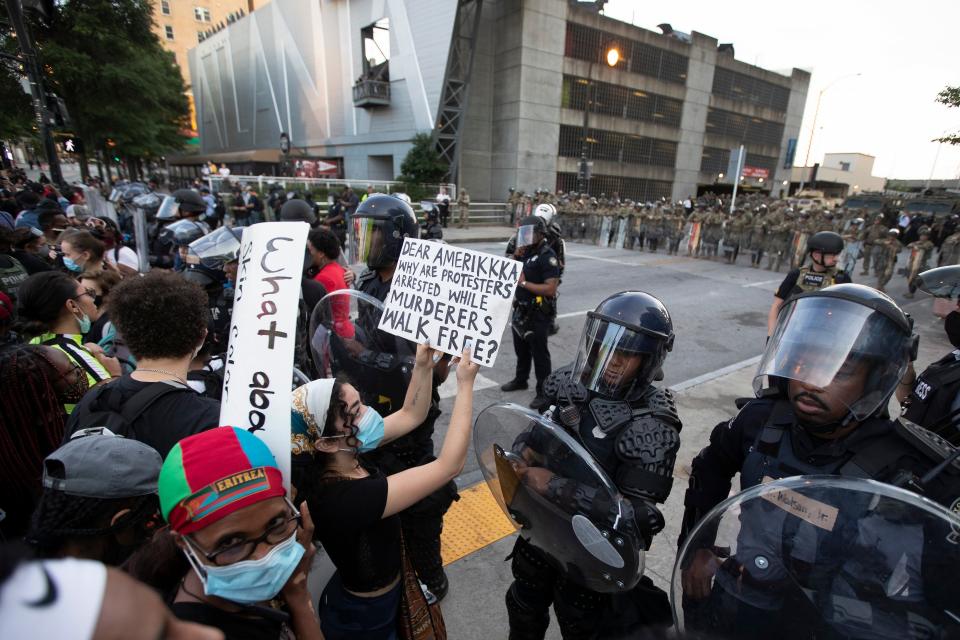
left=186, top=500, right=301, bottom=566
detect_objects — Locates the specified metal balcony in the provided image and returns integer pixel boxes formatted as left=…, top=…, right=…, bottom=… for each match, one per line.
left=353, top=79, right=390, bottom=108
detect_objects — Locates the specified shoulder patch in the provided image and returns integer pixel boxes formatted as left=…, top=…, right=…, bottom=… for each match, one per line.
left=549, top=256, right=558, bottom=267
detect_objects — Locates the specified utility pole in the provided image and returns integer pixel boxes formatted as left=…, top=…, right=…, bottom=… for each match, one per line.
left=4, top=0, right=63, bottom=185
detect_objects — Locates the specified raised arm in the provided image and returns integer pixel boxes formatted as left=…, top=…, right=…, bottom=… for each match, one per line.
left=382, top=349, right=480, bottom=518
left=381, top=343, right=439, bottom=444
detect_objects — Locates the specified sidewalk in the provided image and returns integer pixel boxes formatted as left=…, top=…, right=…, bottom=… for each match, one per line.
left=437, top=295, right=951, bottom=639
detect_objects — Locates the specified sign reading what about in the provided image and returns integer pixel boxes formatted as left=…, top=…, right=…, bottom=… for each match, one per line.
left=219, top=221, right=310, bottom=488
left=378, top=238, right=522, bottom=367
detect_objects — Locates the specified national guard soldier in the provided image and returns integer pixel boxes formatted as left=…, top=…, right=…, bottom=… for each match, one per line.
left=502, top=215, right=560, bottom=411
left=505, top=291, right=682, bottom=639
left=764, top=209, right=793, bottom=272
left=840, top=217, right=864, bottom=274
left=686, top=205, right=704, bottom=257
left=646, top=205, right=663, bottom=252
left=702, top=207, right=723, bottom=260
left=349, top=193, right=457, bottom=599
left=680, top=283, right=960, bottom=632
left=940, top=227, right=960, bottom=266
left=875, top=228, right=901, bottom=293
left=861, top=214, right=887, bottom=276
left=900, top=265, right=960, bottom=445
left=904, top=226, right=936, bottom=298
left=767, top=231, right=850, bottom=338
left=666, top=206, right=684, bottom=255
left=747, top=206, right=768, bottom=268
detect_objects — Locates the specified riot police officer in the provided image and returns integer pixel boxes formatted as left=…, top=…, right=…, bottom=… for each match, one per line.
left=501, top=215, right=559, bottom=410
left=350, top=193, right=456, bottom=599
left=680, top=284, right=960, bottom=636
left=900, top=265, right=960, bottom=445
left=505, top=291, right=682, bottom=639
left=766, top=230, right=851, bottom=338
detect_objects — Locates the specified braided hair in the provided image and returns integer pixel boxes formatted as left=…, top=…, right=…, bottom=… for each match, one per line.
left=0, top=346, right=65, bottom=536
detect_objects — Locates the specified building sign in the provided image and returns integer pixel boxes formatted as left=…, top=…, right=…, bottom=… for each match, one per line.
left=742, top=166, right=770, bottom=179
left=784, top=138, right=797, bottom=169
left=293, top=158, right=343, bottom=179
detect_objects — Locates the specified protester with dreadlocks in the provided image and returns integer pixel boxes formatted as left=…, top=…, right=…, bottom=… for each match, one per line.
left=26, top=431, right=163, bottom=566
left=0, top=345, right=89, bottom=539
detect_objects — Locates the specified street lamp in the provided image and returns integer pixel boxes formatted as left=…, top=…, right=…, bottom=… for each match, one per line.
left=718, top=172, right=724, bottom=180
left=798, top=72, right=862, bottom=192
left=577, top=43, right=621, bottom=195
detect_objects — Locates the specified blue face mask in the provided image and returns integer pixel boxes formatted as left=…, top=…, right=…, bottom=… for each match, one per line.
left=76, top=312, right=92, bottom=335
left=354, top=407, right=385, bottom=453
left=185, top=532, right=305, bottom=605
left=63, top=256, right=83, bottom=272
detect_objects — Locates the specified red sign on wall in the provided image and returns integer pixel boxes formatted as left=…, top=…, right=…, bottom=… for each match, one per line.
left=742, top=166, right=770, bottom=179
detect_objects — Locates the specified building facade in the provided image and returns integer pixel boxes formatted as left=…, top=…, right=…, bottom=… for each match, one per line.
left=151, top=0, right=260, bottom=132
left=188, top=0, right=809, bottom=200
left=790, top=152, right=886, bottom=197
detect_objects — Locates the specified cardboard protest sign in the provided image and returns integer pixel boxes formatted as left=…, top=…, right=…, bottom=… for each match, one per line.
left=378, top=238, right=521, bottom=367
left=219, top=222, right=310, bottom=488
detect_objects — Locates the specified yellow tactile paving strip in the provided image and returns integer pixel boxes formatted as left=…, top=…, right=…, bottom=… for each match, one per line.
left=441, top=481, right=517, bottom=566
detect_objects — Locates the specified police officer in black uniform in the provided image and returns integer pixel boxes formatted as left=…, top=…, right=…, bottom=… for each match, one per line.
left=681, top=284, right=960, bottom=618
left=901, top=265, right=960, bottom=445
left=502, top=216, right=560, bottom=410
left=350, top=193, right=456, bottom=599
left=505, top=291, right=682, bottom=639
left=767, top=231, right=851, bottom=339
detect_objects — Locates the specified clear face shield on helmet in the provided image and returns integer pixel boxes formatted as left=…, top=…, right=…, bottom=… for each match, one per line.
left=188, top=226, right=242, bottom=268
left=570, top=314, right=668, bottom=399
left=350, top=217, right=390, bottom=268
left=516, top=225, right=537, bottom=248
left=755, top=296, right=911, bottom=422
left=155, top=195, right=179, bottom=221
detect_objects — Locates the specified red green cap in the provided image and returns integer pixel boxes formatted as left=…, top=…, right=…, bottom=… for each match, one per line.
left=159, top=427, right=285, bottom=534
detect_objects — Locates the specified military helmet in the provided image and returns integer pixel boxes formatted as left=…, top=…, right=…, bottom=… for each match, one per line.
left=807, top=231, right=844, bottom=255
left=918, top=226, right=932, bottom=236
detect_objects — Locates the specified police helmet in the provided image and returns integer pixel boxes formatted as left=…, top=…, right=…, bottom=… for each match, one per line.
left=351, top=193, right=419, bottom=269
left=757, top=283, right=917, bottom=429
left=850, top=217, right=864, bottom=226
left=807, top=231, right=844, bottom=255
left=132, top=192, right=163, bottom=219
left=182, top=263, right=225, bottom=292
left=516, top=215, right=546, bottom=249
left=172, top=188, right=207, bottom=214
left=160, top=219, right=207, bottom=247
left=571, top=291, right=675, bottom=400
left=279, top=198, right=315, bottom=223
left=118, top=182, right=150, bottom=204
left=188, top=226, right=243, bottom=268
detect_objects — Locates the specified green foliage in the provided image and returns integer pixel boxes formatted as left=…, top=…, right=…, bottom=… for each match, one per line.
left=0, top=66, right=35, bottom=141
left=35, top=0, right=190, bottom=161
left=935, top=86, right=960, bottom=145
left=397, top=132, right=447, bottom=185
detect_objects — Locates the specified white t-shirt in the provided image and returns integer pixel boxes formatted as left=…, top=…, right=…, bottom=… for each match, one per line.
left=105, top=245, right=140, bottom=272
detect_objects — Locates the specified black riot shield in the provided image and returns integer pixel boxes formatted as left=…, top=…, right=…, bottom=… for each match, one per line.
left=672, top=475, right=960, bottom=640
left=474, top=402, right=645, bottom=593
left=308, top=289, right=414, bottom=417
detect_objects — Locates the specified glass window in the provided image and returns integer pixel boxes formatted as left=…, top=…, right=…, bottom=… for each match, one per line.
left=164, top=25, right=174, bottom=40
left=160, top=0, right=170, bottom=16
left=194, top=7, right=211, bottom=22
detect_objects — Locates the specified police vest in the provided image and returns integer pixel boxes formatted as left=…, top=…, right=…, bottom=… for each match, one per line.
left=0, top=256, right=28, bottom=301
left=903, top=352, right=960, bottom=440
left=740, top=400, right=904, bottom=489
left=794, top=266, right=838, bottom=294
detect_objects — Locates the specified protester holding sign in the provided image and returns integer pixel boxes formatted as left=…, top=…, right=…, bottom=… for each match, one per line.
left=290, top=345, right=479, bottom=639
left=351, top=193, right=457, bottom=599
left=501, top=215, right=560, bottom=410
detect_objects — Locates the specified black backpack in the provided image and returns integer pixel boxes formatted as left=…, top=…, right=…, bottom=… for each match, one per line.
left=65, top=380, right=192, bottom=440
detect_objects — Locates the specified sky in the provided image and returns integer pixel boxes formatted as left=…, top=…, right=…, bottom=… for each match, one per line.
left=602, top=0, right=960, bottom=181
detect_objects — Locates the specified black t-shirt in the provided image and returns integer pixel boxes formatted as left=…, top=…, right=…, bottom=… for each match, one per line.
left=308, top=468, right=402, bottom=593
left=775, top=268, right=852, bottom=300
left=170, top=602, right=285, bottom=640
left=64, top=374, right=220, bottom=457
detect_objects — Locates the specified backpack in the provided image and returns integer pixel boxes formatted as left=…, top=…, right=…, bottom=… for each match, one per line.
left=66, top=380, right=192, bottom=440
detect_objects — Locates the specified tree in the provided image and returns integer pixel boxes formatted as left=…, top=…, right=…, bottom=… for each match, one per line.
left=397, top=132, right=447, bottom=185
left=935, top=86, right=960, bottom=145
left=36, top=0, right=190, bottom=179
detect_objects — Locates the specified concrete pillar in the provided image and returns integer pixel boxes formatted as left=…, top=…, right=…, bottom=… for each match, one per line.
left=772, top=68, right=811, bottom=197
left=671, top=31, right=717, bottom=202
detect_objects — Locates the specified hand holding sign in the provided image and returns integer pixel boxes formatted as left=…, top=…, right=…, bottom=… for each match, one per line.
left=377, top=238, right=522, bottom=367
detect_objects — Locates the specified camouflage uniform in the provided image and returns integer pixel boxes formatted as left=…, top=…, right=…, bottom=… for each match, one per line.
left=765, top=216, right=794, bottom=272
left=875, top=234, right=901, bottom=293
left=860, top=218, right=887, bottom=276
left=646, top=207, right=664, bottom=252
left=939, top=231, right=960, bottom=266
left=904, top=234, right=935, bottom=298
left=701, top=209, right=724, bottom=260
left=748, top=212, right=768, bottom=268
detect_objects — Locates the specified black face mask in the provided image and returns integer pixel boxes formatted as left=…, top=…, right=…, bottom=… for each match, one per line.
left=945, top=310, right=960, bottom=349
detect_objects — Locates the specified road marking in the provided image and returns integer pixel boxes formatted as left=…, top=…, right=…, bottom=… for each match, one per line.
left=557, top=309, right=589, bottom=319
left=438, top=371, right=499, bottom=399
left=741, top=278, right=782, bottom=288
left=671, top=355, right=763, bottom=392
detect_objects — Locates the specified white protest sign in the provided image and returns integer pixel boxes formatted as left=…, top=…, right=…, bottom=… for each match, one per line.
left=378, top=238, right=521, bottom=367
left=220, top=222, right=309, bottom=488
